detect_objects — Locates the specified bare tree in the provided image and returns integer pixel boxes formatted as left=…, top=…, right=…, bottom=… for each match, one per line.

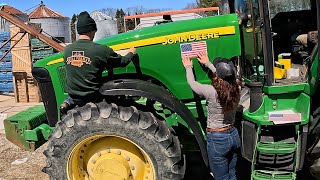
left=161, top=8, right=172, bottom=12
left=99, top=8, right=117, bottom=19
left=99, top=6, right=173, bottom=19
left=197, top=0, right=220, bottom=16
left=71, top=14, right=77, bottom=42
left=144, top=8, right=172, bottom=13
left=145, top=9, right=162, bottom=13
left=126, top=6, right=145, bottom=15
left=184, top=3, right=199, bottom=10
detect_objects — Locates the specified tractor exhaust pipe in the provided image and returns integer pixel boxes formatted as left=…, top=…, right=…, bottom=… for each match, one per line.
left=249, top=81, right=263, bottom=113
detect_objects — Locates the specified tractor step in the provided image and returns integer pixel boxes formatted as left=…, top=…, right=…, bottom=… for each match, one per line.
left=251, top=125, right=300, bottom=179
left=252, top=170, right=296, bottom=180
left=256, top=142, right=297, bottom=154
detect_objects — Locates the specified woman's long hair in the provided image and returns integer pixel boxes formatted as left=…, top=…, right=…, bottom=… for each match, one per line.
left=212, top=76, right=240, bottom=112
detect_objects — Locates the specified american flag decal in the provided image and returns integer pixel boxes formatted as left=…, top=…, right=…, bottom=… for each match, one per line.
left=180, top=41, right=207, bottom=58
left=269, top=113, right=301, bottom=124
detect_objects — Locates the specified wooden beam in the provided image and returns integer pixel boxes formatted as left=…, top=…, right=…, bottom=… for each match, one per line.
left=0, top=31, right=20, bottom=62
left=0, top=32, right=26, bottom=62
left=0, top=7, right=64, bottom=52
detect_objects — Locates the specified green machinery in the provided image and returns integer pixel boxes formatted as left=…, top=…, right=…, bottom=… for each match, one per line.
left=4, top=0, right=320, bottom=179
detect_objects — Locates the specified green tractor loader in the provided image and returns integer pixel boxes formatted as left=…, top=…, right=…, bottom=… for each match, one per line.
left=4, top=0, right=320, bottom=179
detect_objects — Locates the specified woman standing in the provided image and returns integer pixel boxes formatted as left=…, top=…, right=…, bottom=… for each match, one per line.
left=182, top=52, right=241, bottom=180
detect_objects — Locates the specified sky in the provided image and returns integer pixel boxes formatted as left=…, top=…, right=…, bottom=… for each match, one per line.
left=1, top=0, right=196, bottom=18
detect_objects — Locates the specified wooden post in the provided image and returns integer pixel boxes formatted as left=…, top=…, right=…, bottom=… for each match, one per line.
left=134, top=18, right=137, bottom=28
left=13, top=73, right=18, bottom=102
left=20, top=72, right=28, bottom=103
left=123, top=18, right=127, bottom=32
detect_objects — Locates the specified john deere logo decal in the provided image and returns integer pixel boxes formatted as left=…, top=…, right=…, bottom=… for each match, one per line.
left=163, top=32, right=220, bottom=45
left=66, top=51, right=91, bottom=67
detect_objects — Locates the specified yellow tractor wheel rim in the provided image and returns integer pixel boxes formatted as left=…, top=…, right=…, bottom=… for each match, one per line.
left=67, top=134, right=156, bottom=180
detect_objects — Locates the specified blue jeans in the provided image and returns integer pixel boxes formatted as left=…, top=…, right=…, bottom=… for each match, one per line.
left=207, top=127, right=240, bottom=180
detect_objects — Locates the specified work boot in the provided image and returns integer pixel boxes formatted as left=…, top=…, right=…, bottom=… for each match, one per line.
left=60, top=102, right=70, bottom=116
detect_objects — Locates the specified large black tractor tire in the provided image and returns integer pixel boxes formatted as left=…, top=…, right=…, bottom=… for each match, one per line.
left=309, top=138, right=320, bottom=179
left=309, top=108, right=320, bottom=179
left=43, top=100, right=185, bottom=180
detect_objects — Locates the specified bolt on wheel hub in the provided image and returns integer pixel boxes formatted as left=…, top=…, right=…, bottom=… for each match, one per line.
left=67, top=135, right=155, bottom=180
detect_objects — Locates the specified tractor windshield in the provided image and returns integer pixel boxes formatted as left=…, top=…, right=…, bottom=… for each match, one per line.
left=270, top=0, right=316, bottom=85
left=269, top=0, right=311, bottom=18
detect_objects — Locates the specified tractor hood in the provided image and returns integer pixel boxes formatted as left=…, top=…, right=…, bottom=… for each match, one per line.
left=33, top=14, right=241, bottom=112
left=33, top=14, right=240, bottom=67
left=97, top=14, right=239, bottom=51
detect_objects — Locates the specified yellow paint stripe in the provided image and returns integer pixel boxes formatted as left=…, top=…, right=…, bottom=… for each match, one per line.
left=47, top=58, right=64, bottom=65
left=111, top=26, right=235, bottom=50
left=47, top=26, right=235, bottom=66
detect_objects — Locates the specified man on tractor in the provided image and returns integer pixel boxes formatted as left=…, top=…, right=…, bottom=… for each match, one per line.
left=62, top=11, right=136, bottom=110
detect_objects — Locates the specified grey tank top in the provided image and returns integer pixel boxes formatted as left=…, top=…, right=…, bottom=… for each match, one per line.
left=185, top=61, right=237, bottom=129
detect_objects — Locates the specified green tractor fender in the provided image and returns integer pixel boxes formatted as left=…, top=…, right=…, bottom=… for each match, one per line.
left=99, top=78, right=209, bottom=167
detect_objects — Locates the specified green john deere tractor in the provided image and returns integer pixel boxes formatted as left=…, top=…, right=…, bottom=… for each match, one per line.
left=4, top=0, right=320, bottom=179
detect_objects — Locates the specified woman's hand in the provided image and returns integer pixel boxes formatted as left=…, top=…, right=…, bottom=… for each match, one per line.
left=182, top=55, right=193, bottom=68
left=197, top=51, right=209, bottom=65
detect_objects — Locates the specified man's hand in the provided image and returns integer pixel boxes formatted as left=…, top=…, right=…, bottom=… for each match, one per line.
left=182, top=55, right=193, bottom=68
left=129, top=47, right=137, bottom=55
left=196, top=51, right=209, bottom=65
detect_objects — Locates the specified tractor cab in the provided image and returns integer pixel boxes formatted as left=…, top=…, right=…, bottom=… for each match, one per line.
left=271, top=0, right=317, bottom=59
left=238, top=0, right=319, bottom=87
left=235, top=0, right=320, bottom=178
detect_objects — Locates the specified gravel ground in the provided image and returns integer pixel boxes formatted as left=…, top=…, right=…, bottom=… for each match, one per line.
left=0, top=129, right=315, bottom=180
left=0, top=94, right=48, bottom=179
left=0, top=131, right=49, bottom=180
left=0, top=129, right=213, bottom=180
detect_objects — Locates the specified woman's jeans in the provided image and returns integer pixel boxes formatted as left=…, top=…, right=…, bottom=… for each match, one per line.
left=207, top=127, right=240, bottom=180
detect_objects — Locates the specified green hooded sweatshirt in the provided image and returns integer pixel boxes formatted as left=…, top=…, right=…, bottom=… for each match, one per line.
left=64, top=39, right=133, bottom=98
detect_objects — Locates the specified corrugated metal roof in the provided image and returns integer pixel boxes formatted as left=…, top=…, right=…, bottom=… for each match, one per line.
left=29, top=4, right=65, bottom=18
left=1, top=5, right=25, bottom=15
